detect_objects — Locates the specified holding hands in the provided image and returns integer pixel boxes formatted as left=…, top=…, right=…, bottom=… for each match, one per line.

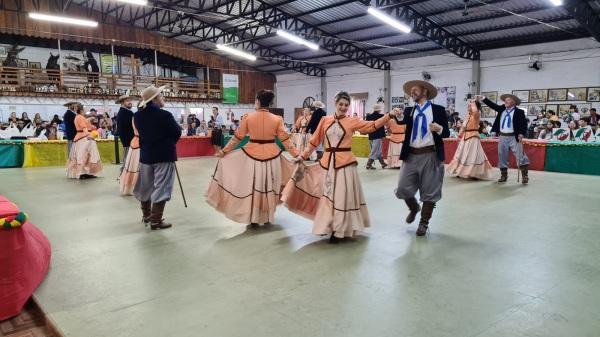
left=429, top=122, right=443, bottom=133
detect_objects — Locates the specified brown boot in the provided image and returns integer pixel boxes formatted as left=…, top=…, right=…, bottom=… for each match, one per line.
left=141, top=201, right=151, bottom=225
left=520, top=165, right=529, bottom=185
left=416, top=201, right=435, bottom=236
left=366, top=159, right=376, bottom=170
left=498, top=168, right=508, bottom=183
left=405, top=198, right=421, bottom=224
left=378, top=158, right=388, bottom=169
left=149, top=201, right=172, bottom=230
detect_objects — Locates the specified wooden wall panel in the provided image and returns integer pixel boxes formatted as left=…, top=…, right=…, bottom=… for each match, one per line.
left=0, top=4, right=275, bottom=104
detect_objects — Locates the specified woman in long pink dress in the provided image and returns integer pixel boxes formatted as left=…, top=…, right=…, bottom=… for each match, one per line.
left=447, top=100, right=493, bottom=180
left=66, top=104, right=103, bottom=179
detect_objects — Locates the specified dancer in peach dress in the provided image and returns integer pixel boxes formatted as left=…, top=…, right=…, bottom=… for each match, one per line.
left=447, top=100, right=493, bottom=180
left=206, top=89, right=299, bottom=226
left=386, top=114, right=406, bottom=168
left=119, top=120, right=141, bottom=195
left=291, top=107, right=316, bottom=161
left=66, top=103, right=103, bottom=179
left=283, top=91, right=399, bottom=243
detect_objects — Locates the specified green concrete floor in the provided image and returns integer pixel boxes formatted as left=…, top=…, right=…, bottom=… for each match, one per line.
left=1, top=158, right=599, bottom=337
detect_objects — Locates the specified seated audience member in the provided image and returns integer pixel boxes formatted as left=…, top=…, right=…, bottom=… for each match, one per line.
left=51, top=114, right=62, bottom=125
left=589, top=108, right=598, bottom=129
left=479, top=121, right=489, bottom=138
left=568, top=120, right=579, bottom=141
left=8, top=112, right=19, bottom=126
left=187, top=122, right=198, bottom=136
left=538, top=120, right=553, bottom=140
left=102, top=112, right=113, bottom=132
left=21, top=112, right=32, bottom=127
left=33, top=113, right=44, bottom=126
left=46, top=122, right=58, bottom=140
left=579, top=118, right=589, bottom=129
left=197, top=120, right=209, bottom=136
left=34, top=122, right=47, bottom=138
left=547, top=110, right=559, bottom=123
left=228, top=120, right=239, bottom=135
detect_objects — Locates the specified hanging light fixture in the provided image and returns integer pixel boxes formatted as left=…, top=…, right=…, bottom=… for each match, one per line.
left=28, top=12, right=98, bottom=27
left=276, top=30, right=319, bottom=50
left=115, top=0, right=148, bottom=5
left=216, top=44, right=257, bottom=61
left=367, top=7, right=411, bottom=33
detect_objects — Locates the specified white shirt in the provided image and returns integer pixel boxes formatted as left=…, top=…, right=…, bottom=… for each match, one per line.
left=214, top=113, right=225, bottom=127
left=500, top=108, right=515, bottom=134
left=410, top=102, right=435, bottom=148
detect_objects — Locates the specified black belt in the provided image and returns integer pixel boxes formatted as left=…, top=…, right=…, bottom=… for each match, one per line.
left=325, top=147, right=351, bottom=152
left=249, top=139, right=275, bottom=144
left=409, top=146, right=436, bottom=155
left=465, top=129, right=479, bottom=132
left=499, top=132, right=514, bottom=136
left=392, top=132, right=405, bottom=135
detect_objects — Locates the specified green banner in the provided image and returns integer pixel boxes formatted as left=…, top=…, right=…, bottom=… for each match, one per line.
left=100, top=54, right=114, bottom=74
left=222, top=74, right=239, bottom=104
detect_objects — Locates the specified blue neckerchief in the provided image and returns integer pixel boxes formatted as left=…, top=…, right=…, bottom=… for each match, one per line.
left=412, top=101, right=431, bottom=141
left=502, top=107, right=515, bottom=129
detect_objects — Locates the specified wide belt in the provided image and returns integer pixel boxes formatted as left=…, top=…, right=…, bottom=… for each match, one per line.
left=465, top=129, right=479, bottom=132
left=392, top=132, right=405, bottom=134
left=499, top=132, right=514, bottom=136
left=325, top=147, right=351, bottom=152
left=409, top=145, right=436, bottom=155
left=249, top=139, right=275, bottom=144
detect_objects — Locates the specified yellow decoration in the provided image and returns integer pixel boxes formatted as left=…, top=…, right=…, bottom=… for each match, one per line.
left=23, top=139, right=123, bottom=167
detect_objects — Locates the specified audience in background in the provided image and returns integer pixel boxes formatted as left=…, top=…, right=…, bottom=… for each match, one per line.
left=197, top=120, right=208, bottom=136
left=51, top=114, right=62, bottom=125
left=33, top=113, right=43, bottom=126
left=21, top=112, right=32, bottom=127
left=589, top=108, right=598, bottom=128
left=538, top=120, right=554, bottom=140
left=479, top=121, right=489, bottom=138
left=8, top=112, right=18, bottom=126
left=187, top=122, right=198, bottom=136
left=568, top=120, right=579, bottom=140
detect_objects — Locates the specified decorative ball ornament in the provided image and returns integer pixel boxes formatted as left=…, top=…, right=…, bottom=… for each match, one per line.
left=1, top=212, right=28, bottom=229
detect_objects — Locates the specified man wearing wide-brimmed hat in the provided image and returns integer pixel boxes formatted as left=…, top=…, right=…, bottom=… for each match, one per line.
left=62, top=101, right=79, bottom=156
left=306, top=100, right=326, bottom=160
left=133, top=85, right=181, bottom=230
left=365, top=103, right=388, bottom=169
left=476, top=93, right=530, bottom=184
left=115, top=92, right=134, bottom=174
left=395, top=80, right=450, bottom=237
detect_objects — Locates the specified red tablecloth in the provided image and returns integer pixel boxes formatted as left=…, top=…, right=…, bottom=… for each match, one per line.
left=176, top=136, right=215, bottom=158
left=0, top=196, right=51, bottom=320
left=444, top=138, right=546, bottom=171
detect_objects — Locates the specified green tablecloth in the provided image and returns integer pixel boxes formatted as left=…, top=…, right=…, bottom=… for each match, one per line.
left=0, top=140, right=25, bottom=168
left=544, top=141, right=600, bottom=176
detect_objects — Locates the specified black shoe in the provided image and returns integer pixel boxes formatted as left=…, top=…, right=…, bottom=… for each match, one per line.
left=329, top=233, right=340, bottom=244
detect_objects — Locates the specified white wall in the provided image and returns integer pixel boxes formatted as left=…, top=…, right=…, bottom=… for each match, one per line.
left=276, top=38, right=600, bottom=123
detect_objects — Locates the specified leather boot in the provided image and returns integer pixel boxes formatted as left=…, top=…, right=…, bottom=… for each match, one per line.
left=366, top=159, right=376, bottom=170
left=498, top=168, right=508, bottom=183
left=329, top=232, right=340, bottom=244
left=378, top=157, right=388, bottom=169
left=520, top=165, right=529, bottom=185
left=405, top=198, right=421, bottom=224
left=141, top=201, right=151, bottom=225
left=416, top=201, right=435, bottom=236
left=149, top=201, right=172, bottom=230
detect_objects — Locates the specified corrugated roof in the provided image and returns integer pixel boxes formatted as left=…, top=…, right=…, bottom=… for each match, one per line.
left=67, top=0, right=596, bottom=74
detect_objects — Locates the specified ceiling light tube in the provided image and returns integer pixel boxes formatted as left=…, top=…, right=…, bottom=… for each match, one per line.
left=548, top=0, right=562, bottom=6
left=115, top=0, right=148, bottom=5
left=276, top=30, right=319, bottom=50
left=29, top=12, right=98, bottom=27
left=216, top=44, right=257, bottom=61
left=367, top=7, right=411, bottom=33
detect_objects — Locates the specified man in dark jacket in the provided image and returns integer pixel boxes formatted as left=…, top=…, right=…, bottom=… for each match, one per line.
left=133, top=85, right=182, bottom=230
left=477, top=93, right=530, bottom=184
left=115, top=94, right=134, bottom=174
left=306, top=101, right=326, bottom=160
left=62, top=101, right=78, bottom=156
left=395, top=80, right=450, bottom=237
left=365, top=103, right=387, bottom=169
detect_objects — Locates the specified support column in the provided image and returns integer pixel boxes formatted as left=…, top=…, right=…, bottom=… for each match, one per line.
left=471, top=60, right=481, bottom=95
left=384, top=69, right=391, bottom=112
left=320, top=76, right=327, bottom=105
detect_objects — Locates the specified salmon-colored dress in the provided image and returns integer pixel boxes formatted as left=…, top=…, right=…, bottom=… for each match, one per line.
left=119, top=120, right=140, bottom=195
left=386, top=118, right=406, bottom=168
left=447, top=108, right=493, bottom=180
left=282, top=113, right=390, bottom=238
left=66, top=114, right=103, bottom=179
left=292, top=114, right=316, bottom=161
left=206, top=109, right=299, bottom=224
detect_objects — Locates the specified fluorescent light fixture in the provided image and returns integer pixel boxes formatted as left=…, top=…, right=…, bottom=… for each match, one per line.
left=115, top=0, right=148, bottom=5
left=28, top=12, right=98, bottom=27
left=216, top=44, right=257, bottom=61
left=367, top=7, right=411, bottom=33
left=549, top=0, right=562, bottom=6
left=276, top=30, right=319, bottom=50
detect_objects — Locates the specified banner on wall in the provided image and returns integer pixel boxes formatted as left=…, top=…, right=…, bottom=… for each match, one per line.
left=223, top=74, right=239, bottom=104
left=100, top=54, right=113, bottom=74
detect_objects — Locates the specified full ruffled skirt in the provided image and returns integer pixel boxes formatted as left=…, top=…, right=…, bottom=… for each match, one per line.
left=66, top=138, right=103, bottom=179
left=387, top=141, right=403, bottom=168
left=119, top=147, right=140, bottom=195
left=447, top=137, right=494, bottom=180
left=206, top=150, right=293, bottom=224
left=282, top=163, right=370, bottom=238
left=291, top=133, right=316, bottom=160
